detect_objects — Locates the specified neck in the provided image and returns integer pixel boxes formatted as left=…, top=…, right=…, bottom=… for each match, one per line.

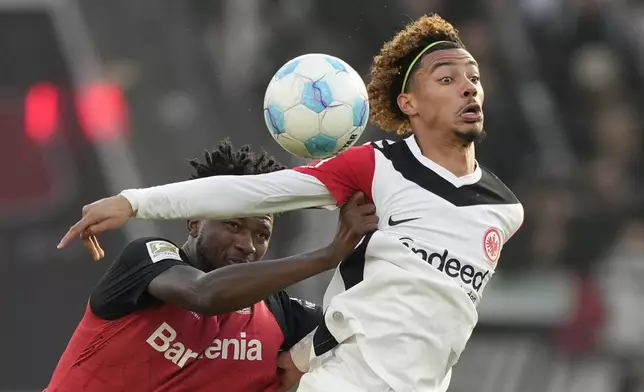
left=413, top=130, right=476, bottom=177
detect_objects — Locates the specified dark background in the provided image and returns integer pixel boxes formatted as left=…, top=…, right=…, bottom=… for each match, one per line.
left=1, top=1, right=643, bottom=391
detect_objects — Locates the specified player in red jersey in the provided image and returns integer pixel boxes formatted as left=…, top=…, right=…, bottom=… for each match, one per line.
left=57, top=14, right=524, bottom=392
left=46, top=140, right=378, bottom=392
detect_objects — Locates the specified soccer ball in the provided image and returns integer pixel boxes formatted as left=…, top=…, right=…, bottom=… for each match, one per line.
left=263, top=54, right=369, bottom=159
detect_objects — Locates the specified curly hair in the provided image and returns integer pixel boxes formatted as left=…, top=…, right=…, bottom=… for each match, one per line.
left=367, top=14, right=465, bottom=135
left=188, top=139, right=286, bottom=179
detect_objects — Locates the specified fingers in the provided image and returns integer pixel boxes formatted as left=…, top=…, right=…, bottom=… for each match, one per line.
left=58, top=213, right=116, bottom=249
left=362, top=214, right=379, bottom=226
left=345, top=191, right=367, bottom=206
left=82, top=237, right=99, bottom=261
left=59, top=210, right=107, bottom=260
left=58, top=217, right=93, bottom=249
left=82, top=237, right=100, bottom=261
left=354, top=203, right=376, bottom=215
left=357, top=215, right=379, bottom=234
left=84, top=218, right=118, bottom=238
left=341, top=206, right=378, bottom=237
left=58, top=196, right=130, bottom=249
left=89, top=235, right=105, bottom=260
left=341, top=202, right=377, bottom=219
left=340, top=192, right=378, bottom=233
left=341, top=195, right=375, bottom=216
left=80, top=233, right=105, bottom=261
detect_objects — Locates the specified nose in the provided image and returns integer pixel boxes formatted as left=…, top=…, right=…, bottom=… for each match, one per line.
left=462, top=81, right=478, bottom=98
left=234, top=232, right=256, bottom=257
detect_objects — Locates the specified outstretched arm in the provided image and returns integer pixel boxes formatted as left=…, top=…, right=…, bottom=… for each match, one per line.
left=91, top=193, right=377, bottom=320
left=123, top=169, right=336, bottom=220
left=58, top=144, right=376, bottom=249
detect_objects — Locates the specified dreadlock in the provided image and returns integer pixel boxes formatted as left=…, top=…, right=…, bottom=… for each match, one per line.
left=188, top=139, right=286, bottom=179
left=367, top=14, right=465, bottom=135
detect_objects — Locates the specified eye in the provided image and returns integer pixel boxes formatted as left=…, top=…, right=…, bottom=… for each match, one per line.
left=469, top=75, right=480, bottom=83
left=439, top=76, right=453, bottom=84
left=225, top=221, right=241, bottom=231
left=256, top=232, right=270, bottom=242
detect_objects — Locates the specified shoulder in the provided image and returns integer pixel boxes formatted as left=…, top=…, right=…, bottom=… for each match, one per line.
left=292, top=143, right=379, bottom=203
left=95, top=237, right=183, bottom=283
left=117, top=237, right=183, bottom=264
left=89, top=237, right=185, bottom=320
left=477, top=165, right=521, bottom=205
left=102, top=236, right=186, bottom=289
left=476, top=165, right=524, bottom=239
left=298, top=143, right=376, bottom=170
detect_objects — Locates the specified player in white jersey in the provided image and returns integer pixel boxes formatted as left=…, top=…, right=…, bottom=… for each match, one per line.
left=58, top=14, right=524, bottom=392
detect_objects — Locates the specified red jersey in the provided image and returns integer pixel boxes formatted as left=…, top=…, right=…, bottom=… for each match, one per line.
left=47, top=237, right=322, bottom=392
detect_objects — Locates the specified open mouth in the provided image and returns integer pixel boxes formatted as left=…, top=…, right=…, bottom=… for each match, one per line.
left=460, top=103, right=483, bottom=121
left=461, top=103, right=481, bottom=114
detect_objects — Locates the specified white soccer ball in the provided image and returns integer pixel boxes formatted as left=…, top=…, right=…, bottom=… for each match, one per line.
left=263, top=54, right=369, bottom=159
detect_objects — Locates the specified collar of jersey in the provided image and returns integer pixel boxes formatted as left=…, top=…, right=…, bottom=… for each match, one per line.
left=405, top=136, right=482, bottom=188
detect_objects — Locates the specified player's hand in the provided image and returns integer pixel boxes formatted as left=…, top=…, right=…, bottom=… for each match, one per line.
left=57, top=195, right=133, bottom=249
left=276, top=352, right=304, bottom=392
left=82, top=234, right=105, bottom=261
left=325, top=191, right=378, bottom=266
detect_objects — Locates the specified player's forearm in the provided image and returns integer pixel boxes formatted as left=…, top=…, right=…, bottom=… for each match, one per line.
left=120, top=170, right=335, bottom=220
left=193, top=248, right=335, bottom=315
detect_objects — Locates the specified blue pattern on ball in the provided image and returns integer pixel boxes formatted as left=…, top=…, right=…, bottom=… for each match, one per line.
left=352, top=96, right=368, bottom=127
left=304, top=134, right=338, bottom=156
left=275, top=60, right=300, bottom=80
left=301, top=80, right=333, bottom=114
left=324, top=56, right=346, bottom=72
left=265, top=104, right=286, bottom=134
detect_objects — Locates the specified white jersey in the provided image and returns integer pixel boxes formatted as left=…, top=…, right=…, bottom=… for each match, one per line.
left=121, top=136, right=524, bottom=392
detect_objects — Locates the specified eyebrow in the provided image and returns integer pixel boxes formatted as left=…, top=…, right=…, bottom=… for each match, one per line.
left=253, top=217, right=273, bottom=230
left=429, top=59, right=479, bottom=73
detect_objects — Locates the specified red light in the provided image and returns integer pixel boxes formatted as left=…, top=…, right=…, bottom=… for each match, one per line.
left=76, top=81, right=129, bottom=142
left=25, top=83, right=59, bottom=143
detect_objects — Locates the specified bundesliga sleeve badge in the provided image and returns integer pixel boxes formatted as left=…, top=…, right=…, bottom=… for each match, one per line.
left=146, top=240, right=182, bottom=263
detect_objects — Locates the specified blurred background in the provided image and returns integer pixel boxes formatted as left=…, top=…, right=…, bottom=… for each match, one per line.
left=1, top=0, right=643, bottom=391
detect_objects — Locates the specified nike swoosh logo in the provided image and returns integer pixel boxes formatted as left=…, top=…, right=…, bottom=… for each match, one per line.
left=388, top=216, right=419, bottom=226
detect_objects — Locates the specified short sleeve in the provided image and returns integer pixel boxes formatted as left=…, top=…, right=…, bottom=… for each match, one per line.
left=293, top=144, right=376, bottom=205
left=89, top=237, right=185, bottom=320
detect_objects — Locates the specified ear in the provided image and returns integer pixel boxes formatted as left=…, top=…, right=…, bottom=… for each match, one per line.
left=397, top=93, right=418, bottom=116
left=187, top=220, right=201, bottom=238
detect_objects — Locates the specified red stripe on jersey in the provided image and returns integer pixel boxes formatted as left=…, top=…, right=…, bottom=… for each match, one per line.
left=294, top=144, right=375, bottom=205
